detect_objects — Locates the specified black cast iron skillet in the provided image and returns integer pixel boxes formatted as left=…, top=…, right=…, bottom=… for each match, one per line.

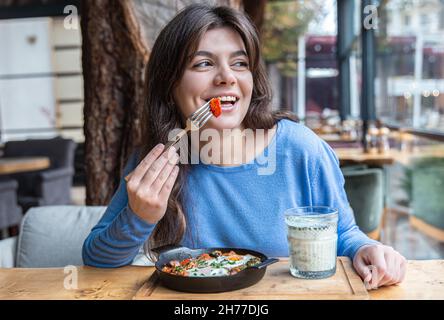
left=152, top=245, right=279, bottom=293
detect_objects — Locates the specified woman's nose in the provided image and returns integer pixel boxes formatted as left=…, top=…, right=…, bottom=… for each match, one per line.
left=214, top=66, right=237, bottom=86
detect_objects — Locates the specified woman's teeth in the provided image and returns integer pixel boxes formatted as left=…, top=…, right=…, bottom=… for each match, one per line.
left=219, top=96, right=237, bottom=102
left=218, top=96, right=237, bottom=111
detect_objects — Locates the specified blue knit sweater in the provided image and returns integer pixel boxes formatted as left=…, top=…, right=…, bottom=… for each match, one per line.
left=82, top=119, right=378, bottom=267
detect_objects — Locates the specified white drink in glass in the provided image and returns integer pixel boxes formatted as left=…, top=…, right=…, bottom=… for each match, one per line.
left=285, top=207, right=338, bottom=279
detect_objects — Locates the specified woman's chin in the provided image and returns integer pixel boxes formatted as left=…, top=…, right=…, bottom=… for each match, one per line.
left=206, top=116, right=243, bottom=130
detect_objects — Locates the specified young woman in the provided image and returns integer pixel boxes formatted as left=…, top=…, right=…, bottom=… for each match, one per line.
left=83, top=4, right=406, bottom=288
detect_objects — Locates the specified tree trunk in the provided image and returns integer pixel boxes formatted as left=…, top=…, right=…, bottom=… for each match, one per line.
left=242, top=0, right=267, bottom=34
left=81, top=0, right=149, bottom=205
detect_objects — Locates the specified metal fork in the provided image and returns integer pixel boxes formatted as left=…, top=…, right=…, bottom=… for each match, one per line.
left=124, top=100, right=213, bottom=183
left=164, top=99, right=214, bottom=151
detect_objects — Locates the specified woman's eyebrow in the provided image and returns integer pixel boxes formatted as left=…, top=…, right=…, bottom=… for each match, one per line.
left=193, top=50, right=248, bottom=58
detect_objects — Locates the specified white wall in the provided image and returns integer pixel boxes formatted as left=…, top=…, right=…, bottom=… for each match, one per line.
left=0, top=17, right=57, bottom=142
left=0, top=16, right=83, bottom=143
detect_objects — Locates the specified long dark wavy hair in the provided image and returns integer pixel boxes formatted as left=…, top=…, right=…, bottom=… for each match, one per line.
left=137, top=4, right=297, bottom=259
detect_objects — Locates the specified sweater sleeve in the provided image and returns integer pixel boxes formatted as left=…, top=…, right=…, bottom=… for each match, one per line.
left=310, top=140, right=379, bottom=260
left=82, top=152, right=156, bottom=267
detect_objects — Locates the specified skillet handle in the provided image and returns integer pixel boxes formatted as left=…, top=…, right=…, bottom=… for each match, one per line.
left=251, top=258, right=279, bottom=270
left=151, top=244, right=185, bottom=255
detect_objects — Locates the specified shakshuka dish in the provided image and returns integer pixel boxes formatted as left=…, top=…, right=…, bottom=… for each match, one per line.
left=161, top=250, right=262, bottom=277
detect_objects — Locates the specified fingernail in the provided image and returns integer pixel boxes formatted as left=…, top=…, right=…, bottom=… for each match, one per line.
left=156, top=143, right=164, bottom=149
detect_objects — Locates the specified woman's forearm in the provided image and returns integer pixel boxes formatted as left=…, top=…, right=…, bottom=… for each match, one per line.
left=82, top=205, right=155, bottom=267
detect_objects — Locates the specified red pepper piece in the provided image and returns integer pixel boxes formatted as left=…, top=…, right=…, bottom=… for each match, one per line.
left=209, top=98, right=222, bottom=117
left=180, top=258, right=191, bottom=266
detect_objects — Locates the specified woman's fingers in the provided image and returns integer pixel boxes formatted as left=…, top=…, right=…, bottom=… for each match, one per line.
left=381, top=252, right=398, bottom=286
left=353, top=248, right=379, bottom=290
left=125, top=145, right=181, bottom=224
left=354, top=245, right=407, bottom=290
left=362, top=245, right=390, bottom=288
left=353, top=251, right=372, bottom=280
left=158, top=165, right=180, bottom=202
left=386, top=251, right=406, bottom=285
left=139, top=146, right=178, bottom=188
left=373, top=247, right=405, bottom=287
left=151, top=151, right=180, bottom=195
left=126, top=144, right=165, bottom=184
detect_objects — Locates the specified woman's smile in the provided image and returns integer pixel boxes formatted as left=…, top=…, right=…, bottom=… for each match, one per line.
left=201, top=94, right=240, bottom=114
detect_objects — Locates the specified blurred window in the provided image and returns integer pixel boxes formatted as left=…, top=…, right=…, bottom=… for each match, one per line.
left=376, top=0, right=444, bottom=133
left=262, top=0, right=338, bottom=129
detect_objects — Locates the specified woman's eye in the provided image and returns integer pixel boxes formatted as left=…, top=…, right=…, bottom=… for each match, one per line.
left=193, top=61, right=212, bottom=68
left=232, top=61, right=249, bottom=68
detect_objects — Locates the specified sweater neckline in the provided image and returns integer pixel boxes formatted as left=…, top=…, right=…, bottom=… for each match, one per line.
left=194, top=120, right=283, bottom=173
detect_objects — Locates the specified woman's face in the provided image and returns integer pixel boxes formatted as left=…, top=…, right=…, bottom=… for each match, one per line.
left=173, top=27, right=253, bottom=131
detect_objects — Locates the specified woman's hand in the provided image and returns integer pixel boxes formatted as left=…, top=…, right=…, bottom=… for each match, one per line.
left=353, top=244, right=407, bottom=289
left=125, top=144, right=180, bottom=224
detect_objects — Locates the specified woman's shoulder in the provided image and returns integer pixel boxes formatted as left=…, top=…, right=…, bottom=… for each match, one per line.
left=277, top=118, right=324, bottom=153
left=276, top=118, right=339, bottom=168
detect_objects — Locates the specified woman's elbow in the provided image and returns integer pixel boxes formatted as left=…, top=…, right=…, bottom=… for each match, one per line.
left=81, top=236, right=134, bottom=268
left=82, top=237, right=103, bottom=267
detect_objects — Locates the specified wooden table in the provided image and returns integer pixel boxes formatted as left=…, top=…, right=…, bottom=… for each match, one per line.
left=393, top=145, right=444, bottom=166
left=318, top=133, right=359, bottom=143
left=0, top=157, right=50, bottom=174
left=134, top=257, right=368, bottom=300
left=334, top=147, right=397, bottom=166
left=0, top=259, right=442, bottom=300
left=334, top=145, right=444, bottom=167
